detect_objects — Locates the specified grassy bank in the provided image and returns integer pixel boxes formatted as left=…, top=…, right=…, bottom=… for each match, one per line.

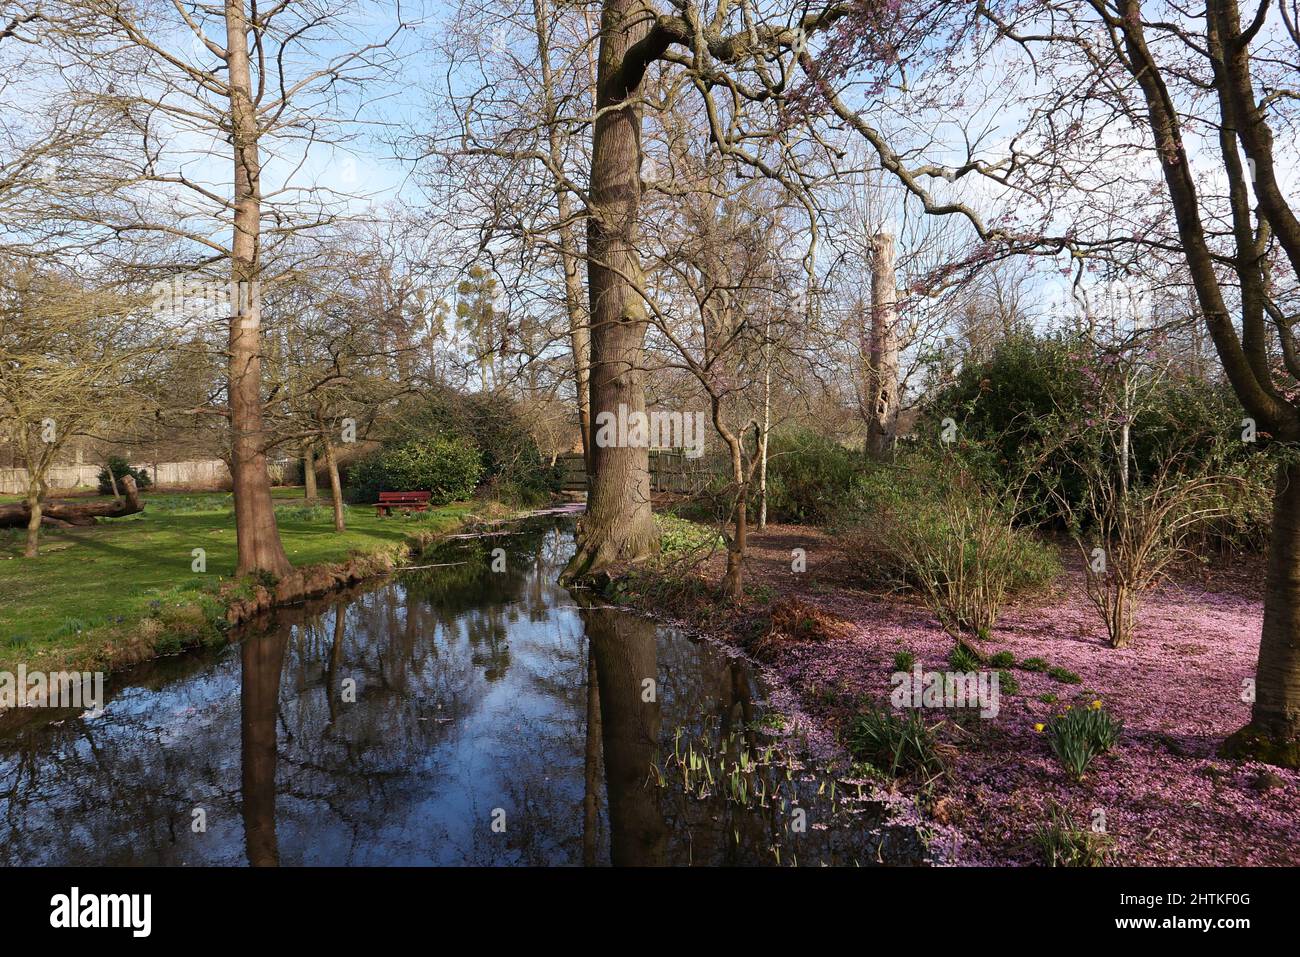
left=0, top=488, right=473, bottom=678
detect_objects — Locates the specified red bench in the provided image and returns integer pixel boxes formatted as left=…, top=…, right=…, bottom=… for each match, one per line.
left=375, top=490, right=431, bottom=516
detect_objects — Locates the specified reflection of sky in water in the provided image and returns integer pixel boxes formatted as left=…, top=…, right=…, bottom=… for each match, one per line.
left=0, top=520, right=915, bottom=866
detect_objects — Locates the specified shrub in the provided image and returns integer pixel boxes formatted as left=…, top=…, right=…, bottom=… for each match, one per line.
left=921, top=332, right=1264, bottom=536
left=1190, top=452, right=1275, bottom=553
left=97, top=456, right=153, bottom=495
left=383, top=390, right=560, bottom=502
left=893, top=650, right=916, bottom=672
left=1020, top=657, right=1048, bottom=672
left=761, top=430, right=862, bottom=525
left=846, top=706, right=946, bottom=781
left=848, top=453, right=1060, bottom=638
left=346, top=437, right=482, bottom=506
left=989, top=650, right=1016, bottom=668
left=1062, top=446, right=1249, bottom=648
left=1046, top=702, right=1122, bottom=781
left=919, top=333, right=1086, bottom=522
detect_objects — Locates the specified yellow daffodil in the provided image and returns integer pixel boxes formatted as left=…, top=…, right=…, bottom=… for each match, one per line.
left=1091, top=700, right=1103, bottom=710
left=1033, top=723, right=1045, bottom=733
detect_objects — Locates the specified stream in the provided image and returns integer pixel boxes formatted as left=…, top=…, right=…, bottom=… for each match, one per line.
left=0, top=514, right=925, bottom=866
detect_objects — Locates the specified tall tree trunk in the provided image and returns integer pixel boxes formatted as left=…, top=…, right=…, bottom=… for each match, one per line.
left=718, top=419, right=747, bottom=601
left=563, top=0, right=658, bottom=579
left=724, top=486, right=747, bottom=601
left=1225, top=459, right=1300, bottom=765
left=303, top=442, right=317, bottom=503
left=564, top=218, right=593, bottom=471
left=322, top=434, right=345, bottom=533
left=225, top=0, right=291, bottom=578
left=1112, top=2, right=1300, bottom=764
left=865, top=232, right=900, bottom=458
left=757, top=304, right=773, bottom=530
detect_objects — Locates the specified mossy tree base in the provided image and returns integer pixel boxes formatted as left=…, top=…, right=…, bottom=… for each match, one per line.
left=560, top=513, right=658, bottom=584
left=1221, top=723, right=1300, bottom=768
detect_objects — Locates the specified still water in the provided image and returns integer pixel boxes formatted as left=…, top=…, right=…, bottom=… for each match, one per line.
left=0, top=516, right=922, bottom=866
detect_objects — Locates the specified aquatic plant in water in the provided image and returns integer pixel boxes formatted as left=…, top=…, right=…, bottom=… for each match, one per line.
left=650, top=715, right=915, bottom=866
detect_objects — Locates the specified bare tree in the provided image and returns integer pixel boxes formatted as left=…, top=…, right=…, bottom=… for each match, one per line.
left=419, top=0, right=598, bottom=465
left=0, top=259, right=156, bottom=554
left=44, top=0, right=412, bottom=575
left=560, top=1, right=852, bottom=577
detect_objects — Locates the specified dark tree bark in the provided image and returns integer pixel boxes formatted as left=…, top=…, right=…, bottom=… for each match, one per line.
left=563, top=0, right=659, bottom=578
left=314, top=411, right=346, bottom=532
left=303, top=442, right=318, bottom=503
left=711, top=399, right=749, bottom=601
left=322, top=436, right=345, bottom=533
left=22, top=480, right=42, bottom=556
left=1225, top=459, right=1300, bottom=765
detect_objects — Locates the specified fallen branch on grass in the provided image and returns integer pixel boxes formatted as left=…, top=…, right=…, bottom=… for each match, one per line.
left=0, top=476, right=142, bottom=529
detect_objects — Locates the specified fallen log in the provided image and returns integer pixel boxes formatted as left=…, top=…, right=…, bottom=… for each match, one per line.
left=0, top=475, right=142, bottom=528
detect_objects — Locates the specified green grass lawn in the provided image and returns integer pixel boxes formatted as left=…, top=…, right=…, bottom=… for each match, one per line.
left=0, top=487, right=472, bottom=668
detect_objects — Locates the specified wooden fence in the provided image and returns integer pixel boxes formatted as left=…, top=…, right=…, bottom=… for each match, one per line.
left=556, top=450, right=727, bottom=495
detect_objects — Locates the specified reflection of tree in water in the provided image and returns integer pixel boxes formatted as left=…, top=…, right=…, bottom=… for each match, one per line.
left=241, top=628, right=283, bottom=866
left=242, top=521, right=591, bottom=864
left=397, top=523, right=568, bottom=683
left=0, top=648, right=248, bottom=865
left=583, top=603, right=666, bottom=865
left=577, top=596, right=914, bottom=866
left=0, top=518, right=920, bottom=866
